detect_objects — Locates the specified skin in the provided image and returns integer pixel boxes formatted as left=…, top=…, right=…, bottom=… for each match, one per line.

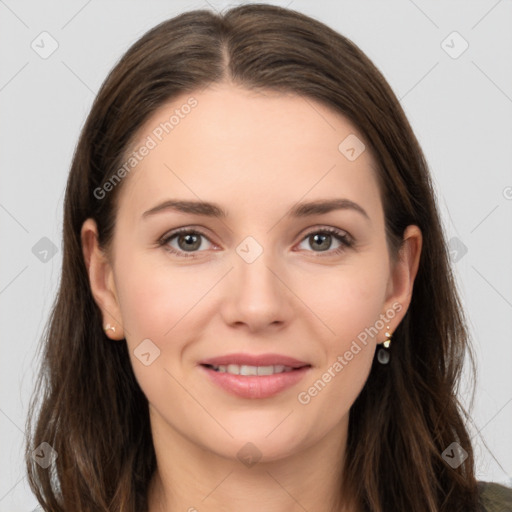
left=81, top=82, right=422, bottom=512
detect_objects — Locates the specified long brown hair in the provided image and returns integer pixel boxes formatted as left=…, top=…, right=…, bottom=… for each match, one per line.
left=25, top=4, right=480, bottom=511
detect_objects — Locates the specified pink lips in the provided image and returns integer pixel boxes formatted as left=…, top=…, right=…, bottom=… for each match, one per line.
left=198, top=352, right=312, bottom=399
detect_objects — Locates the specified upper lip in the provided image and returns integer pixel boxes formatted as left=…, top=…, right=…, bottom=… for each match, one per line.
left=199, top=353, right=311, bottom=368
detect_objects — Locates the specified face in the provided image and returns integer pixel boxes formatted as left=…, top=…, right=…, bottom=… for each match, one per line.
left=82, top=82, right=420, bottom=464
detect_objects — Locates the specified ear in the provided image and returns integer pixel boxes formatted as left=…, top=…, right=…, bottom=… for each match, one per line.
left=81, top=218, right=124, bottom=340
left=383, top=224, right=422, bottom=332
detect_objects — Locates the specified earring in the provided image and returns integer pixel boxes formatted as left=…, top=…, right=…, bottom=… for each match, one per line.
left=377, top=326, right=392, bottom=365
left=104, top=323, right=116, bottom=333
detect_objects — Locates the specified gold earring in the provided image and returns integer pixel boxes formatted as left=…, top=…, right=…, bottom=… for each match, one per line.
left=383, top=326, right=392, bottom=348
left=104, top=323, right=116, bottom=333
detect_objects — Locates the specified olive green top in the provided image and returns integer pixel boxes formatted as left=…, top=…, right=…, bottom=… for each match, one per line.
left=478, top=481, right=512, bottom=511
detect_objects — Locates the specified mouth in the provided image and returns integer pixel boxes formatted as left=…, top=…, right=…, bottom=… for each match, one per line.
left=201, top=363, right=307, bottom=375
left=198, top=362, right=311, bottom=399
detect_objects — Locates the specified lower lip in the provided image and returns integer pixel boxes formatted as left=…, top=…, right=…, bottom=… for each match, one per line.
left=199, top=365, right=311, bottom=399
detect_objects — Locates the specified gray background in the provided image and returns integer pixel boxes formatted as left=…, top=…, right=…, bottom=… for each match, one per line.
left=1, top=0, right=511, bottom=510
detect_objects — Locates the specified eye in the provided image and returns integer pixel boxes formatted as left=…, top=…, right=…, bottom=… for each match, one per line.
left=158, top=226, right=354, bottom=259
left=296, top=227, right=353, bottom=256
left=158, top=228, right=214, bottom=259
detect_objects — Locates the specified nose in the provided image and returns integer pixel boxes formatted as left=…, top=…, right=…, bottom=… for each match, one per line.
left=220, top=246, right=295, bottom=334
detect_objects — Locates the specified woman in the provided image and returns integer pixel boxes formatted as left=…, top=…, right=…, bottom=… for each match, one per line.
left=24, top=4, right=512, bottom=511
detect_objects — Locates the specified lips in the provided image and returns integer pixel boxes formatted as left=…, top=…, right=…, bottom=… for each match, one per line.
left=199, top=353, right=310, bottom=369
left=198, top=352, right=312, bottom=399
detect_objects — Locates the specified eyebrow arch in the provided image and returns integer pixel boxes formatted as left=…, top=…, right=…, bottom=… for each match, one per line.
left=142, top=198, right=369, bottom=220
left=290, top=198, right=369, bottom=220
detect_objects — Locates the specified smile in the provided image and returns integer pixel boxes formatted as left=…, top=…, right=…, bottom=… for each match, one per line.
left=204, top=364, right=295, bottom=375
left=199, top=364, right=311, bottom=399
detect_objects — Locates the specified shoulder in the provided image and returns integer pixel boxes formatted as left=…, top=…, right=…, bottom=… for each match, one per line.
left=478, top=480, right=512, bottom=511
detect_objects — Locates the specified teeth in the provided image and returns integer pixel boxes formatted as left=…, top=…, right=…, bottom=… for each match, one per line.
left=240, top=365, right=258, bottom=376
left=257, top=365, right=275, bottom=376
left=210, top=364, right=294, bottom=375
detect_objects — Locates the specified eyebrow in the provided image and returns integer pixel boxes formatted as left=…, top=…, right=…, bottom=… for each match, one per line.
left=142, top=198, right=369, bottom=221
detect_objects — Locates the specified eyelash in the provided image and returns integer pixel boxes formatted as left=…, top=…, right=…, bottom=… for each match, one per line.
left=158, top=226, right=354, bottom=259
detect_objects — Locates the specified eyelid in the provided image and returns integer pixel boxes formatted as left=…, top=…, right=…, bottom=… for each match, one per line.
left=301, top=225, right=351, bottom=241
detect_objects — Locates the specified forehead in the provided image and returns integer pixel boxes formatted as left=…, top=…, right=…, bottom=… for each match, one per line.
left=117, top=83, right=381, bottom=223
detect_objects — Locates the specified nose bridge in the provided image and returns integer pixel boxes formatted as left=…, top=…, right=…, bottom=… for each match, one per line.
left=234, top=233, right=281, bottom=297
left=222, top=232, right=292, bottom=329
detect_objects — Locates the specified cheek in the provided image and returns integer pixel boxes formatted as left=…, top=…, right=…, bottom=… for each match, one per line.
left=114, top=252, right=211, bottom=340
left=305, top=258, right=390, bottom=343
left=297, top=268, right=385, bottom=417
left=112, top=255, right=201, bottom=397
left=298, top=256, right=388, bottom=395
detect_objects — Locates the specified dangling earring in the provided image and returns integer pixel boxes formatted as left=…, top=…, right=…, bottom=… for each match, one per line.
left=104, top=323, right=116, bottom=333
left=377, top=326, right=392, bottom=364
